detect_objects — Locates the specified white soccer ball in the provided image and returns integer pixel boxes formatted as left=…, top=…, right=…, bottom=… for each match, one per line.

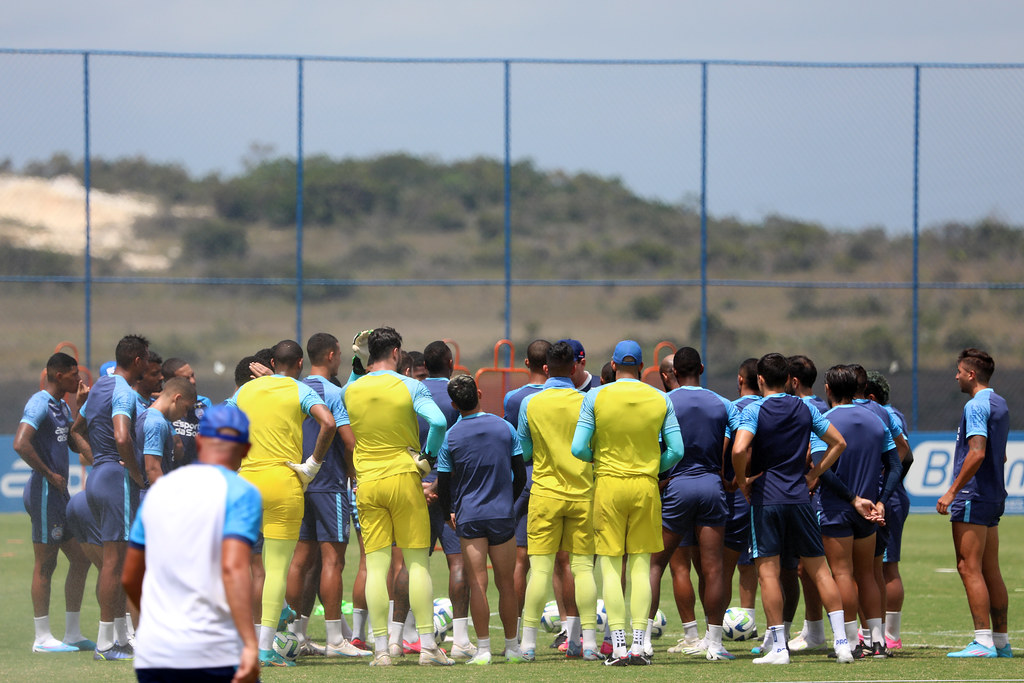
left=722, top=607, right=757, bottom=641
left=651, top=609, right=668, bottom=639
left=595, top=598, right=607, bottom=630
left=433, top=598, right=454, bottom=640
left=541, top=599, right=561, bottom=633
left=273, top=631, right=301, bottom=660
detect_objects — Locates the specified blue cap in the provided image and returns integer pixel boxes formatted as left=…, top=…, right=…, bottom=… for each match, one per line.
left=199, top=404, right=250, bottom=444
left=558, top=339, right=586, bottom=363
left=612, top=340, right=643, bottom=366
left=99, top=361, right=116, bottom=377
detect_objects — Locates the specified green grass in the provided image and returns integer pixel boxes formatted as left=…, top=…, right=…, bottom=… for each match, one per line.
left=1, top=512, right=1021, bottom=682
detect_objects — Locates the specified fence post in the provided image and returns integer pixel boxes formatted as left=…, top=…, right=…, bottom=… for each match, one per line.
left=295, top=57, right=305, bottom=344
left=699, top=61, right=709, bottom=386
left=82, top=52, right=92, bottom=370
left=911, top=65, right=921, bottom=431
left=503, top=60, right=512, bottom=362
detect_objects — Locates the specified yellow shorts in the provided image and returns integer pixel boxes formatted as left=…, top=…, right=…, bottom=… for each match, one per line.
left=240, top=464, right=304, bottom=540
left=527, top=494, right=595, bottom=555
left=594, top=476, right=662, bottom=556
left=356, top=472, right=430, bottom=553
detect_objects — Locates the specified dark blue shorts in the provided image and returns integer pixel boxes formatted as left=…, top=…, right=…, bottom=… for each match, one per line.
left=85, top=462, right=140, bottom=543
left=514, top=487, right=530, bottom=547
left=65, top=490, right=100, bottom=546
left=950, top=498, right=1004, bottom=527
left=430, top=500, right=461, bottom=555
left=880, top=490, right=909, bottom=562
left=299, top=490, right=352, bottom=543
left=820, top=506, right=878, bottom=540
left=750, top=503, right=824, bottom=560
left=136, top=666, right=237, bottom=682
left=725, top=491, right=752, bottom=563
left=661, top=473, right=728, bottom=547
left=456, top=518, right=516, bottom=546
left=23, top=473, right=70, bottom=544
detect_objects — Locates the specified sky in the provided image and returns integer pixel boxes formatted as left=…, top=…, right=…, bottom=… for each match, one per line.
left=4, top=1, right=1024, bottom=231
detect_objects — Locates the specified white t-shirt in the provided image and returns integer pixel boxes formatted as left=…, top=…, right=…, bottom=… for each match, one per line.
left=128, top=464, right=262, bottom=669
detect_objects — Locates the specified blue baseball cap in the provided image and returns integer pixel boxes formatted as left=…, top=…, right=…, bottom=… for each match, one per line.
left=199, top=404, right=250, bottom=444
left=99, top=361, right=116, bottom=377
left=558, top=339, right=586, bottom=363
left=612, top=340, right=643, bottom=366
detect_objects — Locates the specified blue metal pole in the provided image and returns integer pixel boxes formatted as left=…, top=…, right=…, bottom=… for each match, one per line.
left=295, top=58, right=305, bottom=343
left=503, top=61, right=512, bottom=351
left=699, top=62, right=709, bottom=386
left=911, top=66, right=921, bottom=430
left=83, top=53, right=92, bottom=370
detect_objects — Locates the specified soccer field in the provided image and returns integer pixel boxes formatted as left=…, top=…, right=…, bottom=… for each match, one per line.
left=1, top=512, right=1020, bottom=682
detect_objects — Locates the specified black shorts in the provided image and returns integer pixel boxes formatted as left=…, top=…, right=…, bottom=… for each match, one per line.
left=456, top=517, right=516, bottom=546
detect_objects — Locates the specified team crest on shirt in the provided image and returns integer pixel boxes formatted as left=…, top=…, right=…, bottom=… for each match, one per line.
left=50, top=526, right=64, bottom=542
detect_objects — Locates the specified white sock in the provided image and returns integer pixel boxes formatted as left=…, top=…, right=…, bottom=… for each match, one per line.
left=521, top=626, right=538, bottom=651
left=784, top=620, right=792, bottom=642
left=682, top=620, right=699, bottom=641
left=582, top=627, right=597, bottom=651
left=96, top=622, right=115, bottom=651
left=844, top=621, right=859, bottom=646
left=64, top=611, right=83, bottom=642
left=389, top=620, right=404, bottom=646
left=125, top=613, right=135, bottom=638
left=388, top=600, right=394, bottom=625
left=867, top=617, right=883, bottom=645
left=419, top=631, right=437, bottom=650
left=258, top=624, right=275, bottom=651
left=612, top=629, right=627, bottom=657
left=644, top=618, right=653, bottom=646
left=352, top=608, right=368, bottom=640
left=326, top=619, right=343, bottom=645
left=993, top=632, right=1009, bottom=649
left=453, top=616, right=471, bottom=647
left=804, top=619, right=825, bottom=641
left=341, top=613, right=353, bottom=639
left=33, top=615, right=52, bottom=642
left=478, top=636, right=490, bottom=654
left=565, top=616, right=581, bottom=645
left=884, top=611, right=901, bottom=640
left=403, top=611, right=418, bottom=643
left=769, top=624, right=786, bottom=653
left=826, top=610, right=847, bottom=647
left=631, top=628, right=645, bottom=655
left=860, top=626, right=870, bottom=642
left=504, top=637, right=519, bottom=654
left=975, top=629, right=994, bottom=648
left=374, top=634, right=388, bottom=653
left=708, top=624, right=724, bottom=648
left=113, top=617, right=128, bottom=645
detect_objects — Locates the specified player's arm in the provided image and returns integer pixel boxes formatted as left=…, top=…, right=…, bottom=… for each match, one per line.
left=571, top=392, right=597, bottom=462
left=144, top=455, right=163, bottom=487
left=659, top=403, right=684, bottom=473
left=511, top=454, right=527, bottom=501
left=121, top=545, right=145, bottom=614
left=937, top=434, right=986, bottom=515
left=873, top=446, right=902, bottom=522
left=13, top=422, right=67, bottom=491
left=805, top=423, right=845, bottom=487
left=70, top=413, right=93, bottom=465
left=308, top=403, right=335, bottom=464
left=516, top=403, right=533, bottom=462
left=115, top=414, right=145, bottom=487
left=413, top=394, right=447, bottom=459
left=222, top=537, right=259, bottom=682
left=731, top=428, right=754, bottom=500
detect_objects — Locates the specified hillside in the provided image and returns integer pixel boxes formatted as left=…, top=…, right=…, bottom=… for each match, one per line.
left=1, top=153, right=1022, bottom=429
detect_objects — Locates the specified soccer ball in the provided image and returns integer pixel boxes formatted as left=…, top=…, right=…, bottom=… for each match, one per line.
left=273, top=631, right=300, bottom=660
left=651, top=609, right=667, bottom=639
left=433, top=597, right=454, bottom=640
left=722, top=607, right=757, bottom=641
left=541, top=599, right=561, bottom=633
left=595, top=599, right=607, bottom=630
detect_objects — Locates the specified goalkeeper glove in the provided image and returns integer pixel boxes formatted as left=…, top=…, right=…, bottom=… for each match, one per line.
left=287, top=455, right=323, bottom=489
